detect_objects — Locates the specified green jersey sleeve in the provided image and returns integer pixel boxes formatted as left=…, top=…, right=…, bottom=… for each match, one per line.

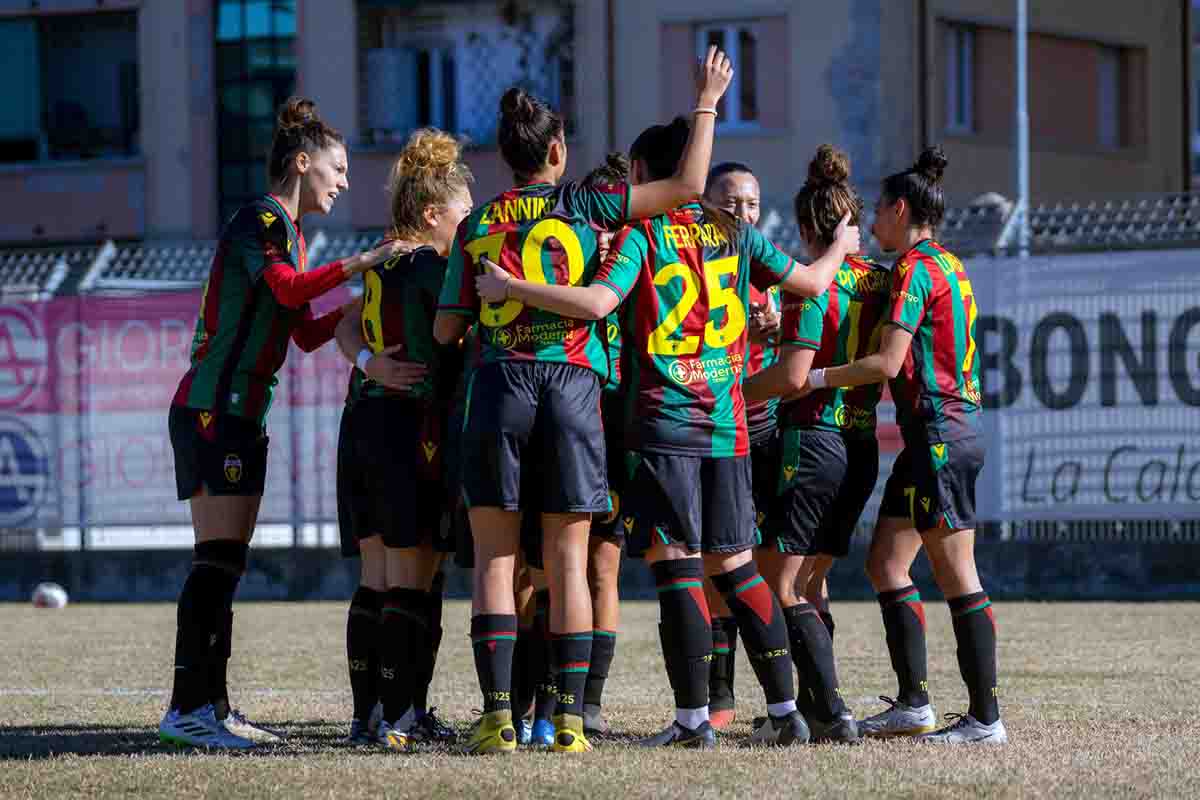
left=887, top=257, right=932, bottom=333
left=592, top=225, right=647, bottom=302
left=741, top=225, right=796, bottom=291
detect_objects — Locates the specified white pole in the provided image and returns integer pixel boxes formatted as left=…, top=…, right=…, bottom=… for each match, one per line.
left=1016, top=0, right=1030, bottom=258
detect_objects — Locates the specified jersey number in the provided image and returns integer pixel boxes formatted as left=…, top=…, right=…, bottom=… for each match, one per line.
left=465, top=220, right=585, bottom=328
left=647, top=255, right=746, bottom=355
left=362, top=271, right=384, bottom=352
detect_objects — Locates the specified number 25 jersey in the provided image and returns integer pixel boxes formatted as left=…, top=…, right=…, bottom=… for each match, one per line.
left=437, top=179, right=630, bottom=382
left=593, top=204, right=796, bottom=458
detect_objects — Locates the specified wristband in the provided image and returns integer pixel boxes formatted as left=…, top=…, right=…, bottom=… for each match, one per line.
left=356, top=348, right=373, bottom=373
left=809, top=368, right=827, bottom=390
left=694, top=106, right=718, bottom=117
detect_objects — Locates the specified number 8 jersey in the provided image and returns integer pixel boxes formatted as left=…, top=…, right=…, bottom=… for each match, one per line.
left=594, top=203, right=796, bottom=458
left=437, top=179, right=630, bottom=381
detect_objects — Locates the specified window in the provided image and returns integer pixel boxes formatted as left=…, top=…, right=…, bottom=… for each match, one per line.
left=696, top=22, right=759, bottom=127
left=215, top=0, right=297, bottom=224
left=359, top=3, right=573, bottom=147
left=0, top=12, right=138, bottom=164
left=944, top=24, right=974, bottom=134
left=1097, top=46, right=1121, bottom=149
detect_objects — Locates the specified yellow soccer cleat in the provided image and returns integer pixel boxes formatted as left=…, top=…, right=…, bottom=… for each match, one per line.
left=460, top=710, right=518, bottom=755
left=551, top=714, right=593, bottom=753
left=378, top=721, right=412, bottom=752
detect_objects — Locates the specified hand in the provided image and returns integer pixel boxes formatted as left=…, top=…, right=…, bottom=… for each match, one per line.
left=748, top=302, right=781, bottom=344
left=340, top=297, right=363, bottom=316
left=364, top=344, right=427, bottom=392
left=474, top=256, right=512, bottom=303
left=695, top=45, right=734, bottom=108
left=833, top=211, right=861, bottom=255
left=346, top=239, right=415, bottom=275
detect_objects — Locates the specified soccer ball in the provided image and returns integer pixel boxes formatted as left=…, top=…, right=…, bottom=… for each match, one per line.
left=31, top=582, right=69, bottom=609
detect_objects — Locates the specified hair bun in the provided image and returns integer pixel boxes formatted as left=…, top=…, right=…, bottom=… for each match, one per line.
left=500, top=87, right=537, bottom=122
left=399, top=128, right=462, bottom=178
left=914, top=146, right=948, bottom=184
left=279, top=97, right=318, bottom=129
left=806, top=144, right=851, bottom=188
left=604, top=151, right=630, bottom=174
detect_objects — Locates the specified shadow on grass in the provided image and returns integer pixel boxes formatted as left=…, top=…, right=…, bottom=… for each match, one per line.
left=0, top=720, right=371, bottom=760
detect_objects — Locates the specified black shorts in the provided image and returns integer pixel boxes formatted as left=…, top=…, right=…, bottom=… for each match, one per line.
left=461, top=361, right=608, bottom=514
left=336, top=404, right=366, bottom=557
left=338, top=394, right=452, bottom=551
left=879, top=435, right=984, bottom=532
left=749, top=429, right=781, bottom=535
left=623, top=451, right=756, bottom=558
left=761, top=428, right=879, bottom=557
left=169, top=406, right=268, bottom=500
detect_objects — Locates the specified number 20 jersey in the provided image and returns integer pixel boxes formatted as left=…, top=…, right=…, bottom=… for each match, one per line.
left=594, top=204, right=796, bottom=458
left=437, top=180, right=630, bottom=383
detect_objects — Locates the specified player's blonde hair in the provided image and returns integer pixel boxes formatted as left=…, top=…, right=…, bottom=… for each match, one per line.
left=387, top=128, right=474, bottom=241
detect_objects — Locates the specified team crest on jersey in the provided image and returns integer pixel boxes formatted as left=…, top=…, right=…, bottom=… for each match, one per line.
left=259, top=211, right=277, bottom=229
left=224, top=454, right=243, bottom=484
left=422, top=442, right=438, bottom=463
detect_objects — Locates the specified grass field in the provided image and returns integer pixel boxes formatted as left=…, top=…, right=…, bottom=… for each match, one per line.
left=2, top=600, right=1198, bottom=799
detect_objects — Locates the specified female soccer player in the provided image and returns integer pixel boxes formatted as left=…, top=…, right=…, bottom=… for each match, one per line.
left=743, top=145, right=889, bottom=744
left=699, top=161, right=779, bottom=729
left=475, top=118, right=860, bottom=748
left=333, top=128, right=474, bottom=750
left=435, top=48, right=734, bottom=755
left=796, top=147, right=1005, bottom=745
left=161, top=98, right=404, bottom=749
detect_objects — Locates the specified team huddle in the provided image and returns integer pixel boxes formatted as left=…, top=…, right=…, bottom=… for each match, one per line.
left=159, top=46, right=1005, bottom=753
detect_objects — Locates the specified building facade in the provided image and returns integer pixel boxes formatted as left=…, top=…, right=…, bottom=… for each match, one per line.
left=0, top=0, right=1191, bottom=245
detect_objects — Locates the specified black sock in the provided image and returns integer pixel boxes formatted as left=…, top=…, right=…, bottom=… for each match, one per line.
left=413, top=572, right=445, bottom=715
left=347, top=586, right=382, bottom=723
left=170, top=549, right=241, bottom=715
left=532, top=590, right=557, bottom=720
left=815, top=596, right=835, bottom=641
left=711, top=562, right=794, bottom=707
left=583, top=629, right=616, bottom=708
left=948, top=592, right=999, bottom=725
left=381, top=587, right=428, bottom=724
left=471, top=613, right=518, bottom=713
left=651, top=559, right=711, bottom=713
left=783, top=602, right=846, bottom=722
left=513, top=625, right=535, bottom=720
left=877, top=585, right=930, bottom=708
left=199, top=540, right=246, bottom=714
left=708, top=616, right=738, bottom=712
left=553, top=632, right=592, bottom=719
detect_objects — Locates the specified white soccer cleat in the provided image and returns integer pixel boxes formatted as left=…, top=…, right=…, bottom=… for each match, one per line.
left=858, top=696, right=937, bottom=738
left=916, top=713, right=1008, bottom=745
left=219, top=707, right=284, bottom=744
left=159, top=705, right=255, bottom=749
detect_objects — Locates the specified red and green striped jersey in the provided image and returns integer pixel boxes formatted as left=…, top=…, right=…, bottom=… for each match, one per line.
left=593, top=204, right=796, bottom=458
left=886, top=239, right=983, bottom=442
left=438, top=180, right=630, bottom=384
left=780, top=254, right=889, bottom=436
left=359, top=246, right=447, bottom=400
left=173, top=194, right=308, bottom=426
left=744, top=283, right=781, bottom=443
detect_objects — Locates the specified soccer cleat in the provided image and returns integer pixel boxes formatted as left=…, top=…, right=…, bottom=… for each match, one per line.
left=346, top=719, right=375, bottom=745
left=378, top=720, right=412, bottom=752
left=582, top=703, right=611, bottom=735
left=159, top=705, right=255, bottom=750
left=515, top=717, right=533, bottom=745
left=412, top=707, right=457, bottom=744
left=916, top=713, right=1008, bottom=745
left=637, top=720, right=716, bottom=749
left=747, top=711, right=810, bottom=747
left=858, top=696, right=937, bottom=738
left=219, top=707, right=284, bottom=744
left=551, top=714, right=593, bottom=753
left=808, top=711, right=862, bottom=745
left=460, top=710, right=518, bottom=755
left=529, top=717, right=555, bottom=747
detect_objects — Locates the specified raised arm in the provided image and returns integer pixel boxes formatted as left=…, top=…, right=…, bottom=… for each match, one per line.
left=625, top=46, right=733, bottom=219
